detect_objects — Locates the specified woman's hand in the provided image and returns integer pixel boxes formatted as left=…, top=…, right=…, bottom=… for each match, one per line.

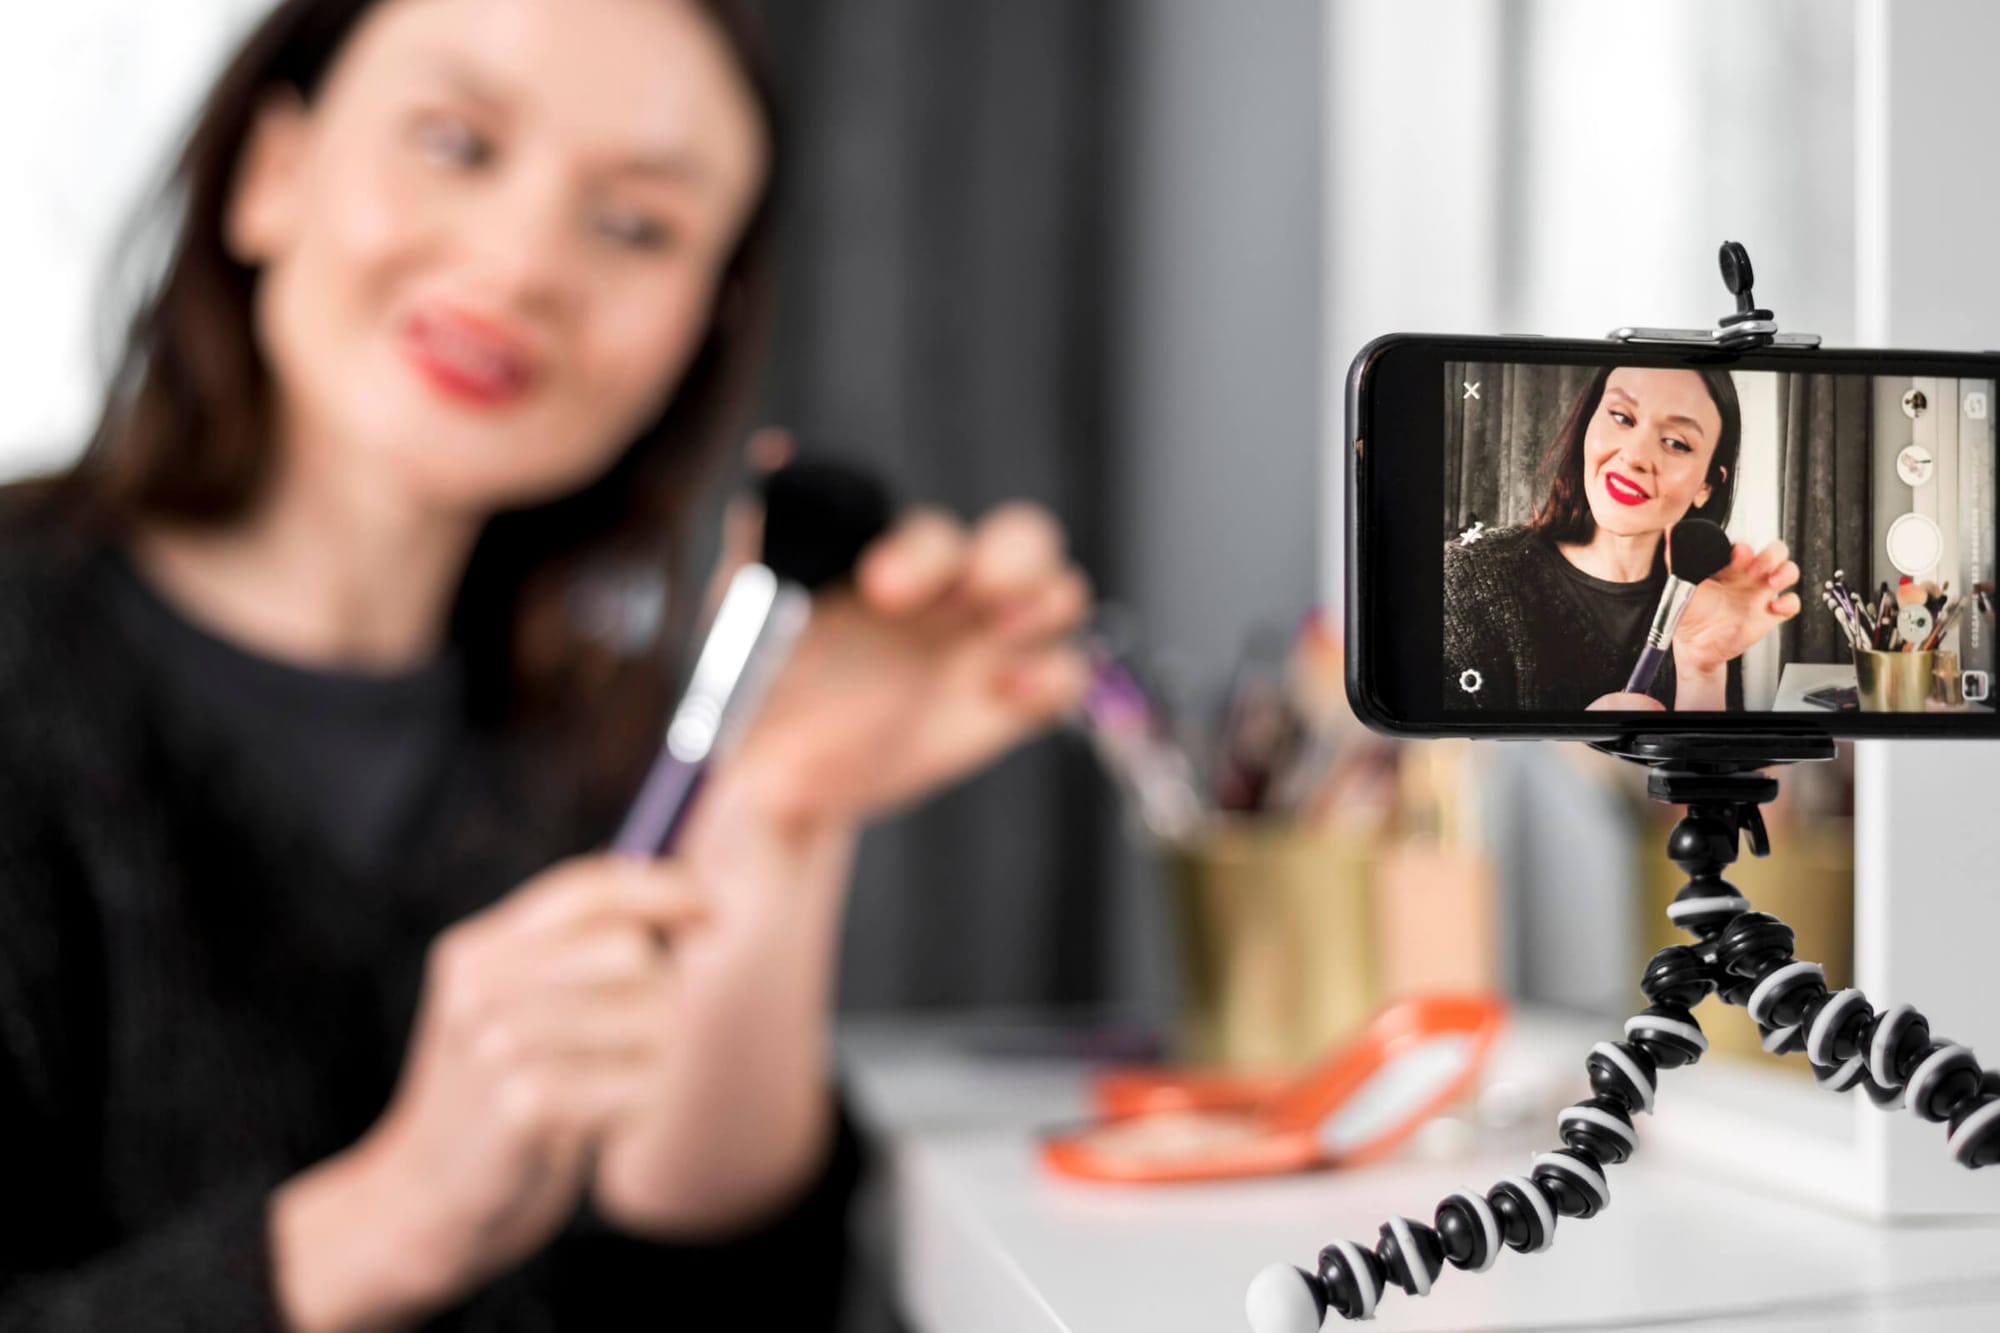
left=270, top=857, right=705, bottom=1332
left=723, top=502, right=1092, bottom=829
left=1673, top=539, right=1803, bottom=678
left=1587, top=692, right=1665, bottom=711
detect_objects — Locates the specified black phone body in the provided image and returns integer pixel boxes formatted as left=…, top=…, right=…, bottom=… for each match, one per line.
left=1346, top=333, right=2000, bottom=739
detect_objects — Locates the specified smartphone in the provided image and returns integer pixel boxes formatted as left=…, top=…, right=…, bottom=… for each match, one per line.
left=1345, top=333, right=2000, bottom=738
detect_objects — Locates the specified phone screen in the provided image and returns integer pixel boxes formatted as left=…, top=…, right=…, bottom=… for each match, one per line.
left=1346, top=336, right=2000, bottom=737
left=1441, top=362, right=1994, bottom=716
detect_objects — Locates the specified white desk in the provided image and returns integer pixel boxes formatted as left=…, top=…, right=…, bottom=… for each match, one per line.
left=837, top=1013, right=2000, bottom=1332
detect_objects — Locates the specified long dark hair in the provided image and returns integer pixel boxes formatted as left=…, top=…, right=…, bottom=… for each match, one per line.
left=1530, top=366, right=1741, bottom=544
left=47, top=0, right=782, bottom=798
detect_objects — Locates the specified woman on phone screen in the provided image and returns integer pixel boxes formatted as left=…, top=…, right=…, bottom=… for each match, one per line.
left=0, top=1, right=1090, bottom=1328
left=1443, top=365, right=1801, bottom=712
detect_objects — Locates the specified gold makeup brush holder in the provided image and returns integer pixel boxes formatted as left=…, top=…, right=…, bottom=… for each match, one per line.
left=1166, top=822, right=1379, bottom=1071
left=1854, top=648, right=1936, bottom=713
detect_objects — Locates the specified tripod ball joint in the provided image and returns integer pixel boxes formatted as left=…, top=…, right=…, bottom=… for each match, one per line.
left=1625, top=1003, right=1709, bottom=1069
left=1949, top=1075, right=2000, bottom=1169
left=1560, top=1096, right=1638, bottom=1165
left=1714, top=911, right=1796, bottom=978
left=1640, top=944, right=1717, bottom=1008
left=1908, top=1044, right=1984, bottom=1123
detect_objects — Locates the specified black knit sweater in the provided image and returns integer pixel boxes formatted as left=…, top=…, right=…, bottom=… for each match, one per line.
left=1442, top=524, right=1741, bottom=712
left=0, top=503, right=856, bottom=1330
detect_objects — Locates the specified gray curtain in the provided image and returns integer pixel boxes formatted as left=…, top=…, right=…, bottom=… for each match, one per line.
left=758, top=1, right=1123, bottom=1012
left=1443, top=361, right=1600, bottom=539
left=1778, top=372, right=1872, bottom=664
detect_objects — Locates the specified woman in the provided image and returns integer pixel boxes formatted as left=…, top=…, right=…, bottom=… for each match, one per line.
left=1444, top=365, right=1801, bottom=711
left=0, top=1, right=1088, bottom=1328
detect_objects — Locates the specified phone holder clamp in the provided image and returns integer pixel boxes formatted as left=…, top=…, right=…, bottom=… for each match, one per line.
left=1246, top=731, right=2000, bottom=1333
left=1606, top=240, right=1823, bottom=352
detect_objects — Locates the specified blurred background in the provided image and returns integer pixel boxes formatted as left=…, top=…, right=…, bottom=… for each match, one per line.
left=9, top=0, right=2000, bottom=1295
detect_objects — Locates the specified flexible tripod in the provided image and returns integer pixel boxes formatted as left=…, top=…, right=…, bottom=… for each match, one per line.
left=1244, top=736, right=2000, bottom=1330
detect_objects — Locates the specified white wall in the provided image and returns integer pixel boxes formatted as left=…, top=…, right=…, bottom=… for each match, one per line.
left=1849, top=0, right=2000, bottom=1220
left=0, top=1, right=271, bottom=479
left=1324, top=0, right=1855, bottom=599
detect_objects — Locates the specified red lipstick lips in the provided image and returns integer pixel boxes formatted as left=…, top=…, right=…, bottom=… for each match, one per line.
left=400, top=306, right=541, bottom=409
left=1604, top=470, right=1651, bottom=506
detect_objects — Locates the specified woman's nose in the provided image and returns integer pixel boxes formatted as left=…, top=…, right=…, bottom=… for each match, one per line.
left=463, top=171, right=585, bottom=318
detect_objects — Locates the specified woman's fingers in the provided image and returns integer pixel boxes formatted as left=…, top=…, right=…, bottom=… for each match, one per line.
left=538, top=921, right=672, bottom=989
left=1768, top=591, right=1802, bottom=619
left=1768, top=559, right=1801, bottom=591
left=1747, top=539, right=1791, bottom=582
left=997, top=568, right=1092, bottom=643
left=1588, top=692, right=1666, bottom=711
left=471, top=979, right=675, bottom=1066
left=857, top=508, right=970, bottom=615
left=963, top=503, right=1067, bottom=604
left=490, top=1056, right=665, bottom=1141
left=499, top=857, right=709, bottom=942
left=993, top=643, right=1091, bottom=714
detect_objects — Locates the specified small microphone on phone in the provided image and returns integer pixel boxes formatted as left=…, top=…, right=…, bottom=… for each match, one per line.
left=611, top=456, right=891, bottom=857
left=1623, top=518, right=1735, bottom=698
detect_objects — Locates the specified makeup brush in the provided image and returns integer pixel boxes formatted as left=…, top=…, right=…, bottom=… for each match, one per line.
left=612, top=456, right=891, bottom=856
left=1623, top=518, right=1735, bottom=696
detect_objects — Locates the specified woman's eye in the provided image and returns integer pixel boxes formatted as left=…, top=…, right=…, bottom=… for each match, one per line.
left=1664, top=436, right=1692, bottom=454
left=1610, top=410, right=1634, bottom=427
left=413, top=115, right=492, bottom=169
left=594, top=210, right=672, bottom=252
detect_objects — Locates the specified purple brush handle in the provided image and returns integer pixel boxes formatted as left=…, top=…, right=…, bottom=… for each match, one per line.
left=1624, top=643, right=1668, bottom=697
left=611, top=750, right=707, bottom=856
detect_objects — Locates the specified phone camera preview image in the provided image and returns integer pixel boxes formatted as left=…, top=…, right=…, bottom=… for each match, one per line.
left=1442, top=362, right=1996, bottom=717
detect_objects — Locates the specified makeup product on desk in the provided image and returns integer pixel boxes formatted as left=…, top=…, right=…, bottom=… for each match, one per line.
left=611, top=458, right=890, bottom=855
left=1040, top=993, right=1505, bottom=1184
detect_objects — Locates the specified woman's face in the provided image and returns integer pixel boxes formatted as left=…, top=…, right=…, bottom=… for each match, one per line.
left=1579, top=367, right=1723, bottom=539
left=227, top=0, right=768, bottom=516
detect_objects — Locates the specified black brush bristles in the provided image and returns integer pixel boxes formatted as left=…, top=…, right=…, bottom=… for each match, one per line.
left=758, top=457, right=894, bottom=592
left=1666, top=518, right=1734, bottom=585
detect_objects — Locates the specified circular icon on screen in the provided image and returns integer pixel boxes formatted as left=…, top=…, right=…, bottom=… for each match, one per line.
left=1903, top=388, right=1930, bottom=420
left=1886, top=512, right=1943, bottom=576
left=1458, top=669, right=1483, bottom=696
left=1896, top=444, right=1935, bottom=487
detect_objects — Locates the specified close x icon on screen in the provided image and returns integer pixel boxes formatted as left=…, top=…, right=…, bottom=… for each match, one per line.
left=1463, top=381, right=1481, bottom=401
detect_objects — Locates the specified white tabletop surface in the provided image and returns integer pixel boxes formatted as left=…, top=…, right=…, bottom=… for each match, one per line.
left=1773, top=661, right=1857, bottom=711
left=837, top=1012, right=2000, bottom=1333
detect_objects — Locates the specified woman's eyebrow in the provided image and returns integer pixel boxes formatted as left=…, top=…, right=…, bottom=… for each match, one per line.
left=1661, top=413, right=1708, bottom=441
left=610, top=151, right=710, bottom=186
left=422, top=57, right=509, bottom=108
left=416, top=56, right=708, bottom=187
